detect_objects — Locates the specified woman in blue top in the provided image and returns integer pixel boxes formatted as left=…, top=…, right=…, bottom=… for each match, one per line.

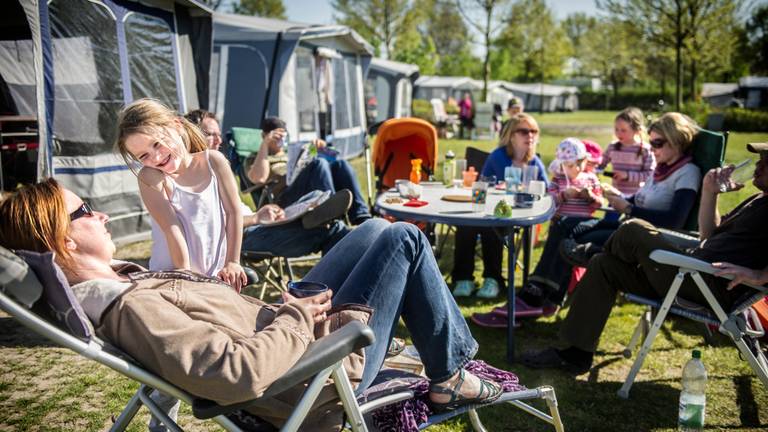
left=452, top=113, right=548, bottom=298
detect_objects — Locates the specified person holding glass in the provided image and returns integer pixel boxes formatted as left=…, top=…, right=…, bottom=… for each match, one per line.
left=451, top=113, right=548, bottom=299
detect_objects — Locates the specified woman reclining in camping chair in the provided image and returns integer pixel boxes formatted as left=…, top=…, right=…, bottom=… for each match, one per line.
left=0, top=179, right=507, bottom=431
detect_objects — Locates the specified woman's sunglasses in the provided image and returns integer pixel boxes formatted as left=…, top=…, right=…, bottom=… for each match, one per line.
left=69, top=202, right=94, bottom=221
left=649, top=138, right=667, bottom=149
left=515, top=128, right=539, bottom=136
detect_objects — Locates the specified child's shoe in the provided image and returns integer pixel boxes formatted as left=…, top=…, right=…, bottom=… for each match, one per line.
left=476, top=278, right=500, bottom=298
left=452, top=280, right=474, bottom=297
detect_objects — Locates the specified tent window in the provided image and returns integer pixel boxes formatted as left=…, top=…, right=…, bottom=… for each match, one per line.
left=399, top=80, right=411, bottom=117
left=332, top=58, right=349, bottom=130
left=295, top=48, right=316, bottom=133
left=125, top=12, right=178, bottom=109
left=49, top=0, right=122, bottom=157
left=222, top=45, right=268, bottom=131
left=373, top=75, right=390, bottom=123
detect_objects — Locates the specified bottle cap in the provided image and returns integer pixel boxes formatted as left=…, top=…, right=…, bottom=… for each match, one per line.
left=692, top=349, right=701, bottom=359
left=446, top=150, right=455, bottom=159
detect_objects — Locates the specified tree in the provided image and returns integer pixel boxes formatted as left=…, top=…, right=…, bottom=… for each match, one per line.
left=579, top=18, right=643, bottom=99
left=562, top=12, right=597, bottom=76
left=423, top=0, right=477, bottom=76
left=392, top=25, right=438, bottom=75
left=455, top=0, right=509, bottom=100
left=744, top=4, right=768, bottom=74
left=599, top=0, right=742, bottom=110
left=331, top=0, right=413, bottom=58
left=493, top=0, right=571, bottom=83
left=232, top=0, right=286, bottom=18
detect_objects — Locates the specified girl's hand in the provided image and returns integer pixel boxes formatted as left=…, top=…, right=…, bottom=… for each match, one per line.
left=613, top=170, right=628, bottom=181
left=218, top=262, right=247, bottom=293
left=712, top=262, right=768, bottom=290
left=255, top=204, right=285, bottom=224
left=281, top=290, right=333, bottom=323
left=607, top=194, right=630, bottom=212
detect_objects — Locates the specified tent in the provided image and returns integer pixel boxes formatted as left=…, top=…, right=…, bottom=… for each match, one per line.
left=414, top=75, right=479, bottom=102
left=365, top=58, right=419, bottom=125
left=701, top=83, right=739, bottom=108
left=211, top=13, right=373, bottom=159
left=738, top=76, right=768, bottom=109
left=0, top=0, right=212, bottom=243
left=500, top=82, right=578, bottom=112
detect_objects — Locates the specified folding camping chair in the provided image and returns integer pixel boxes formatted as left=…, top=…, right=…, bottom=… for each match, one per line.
left=617, top=244, right=768, bottom=399
left=226, top=127, right=298, bottom=295
left=0, top=246, right=566, bottom=431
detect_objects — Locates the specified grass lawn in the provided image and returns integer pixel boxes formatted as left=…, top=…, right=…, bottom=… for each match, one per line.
left=1, top=112, right=767, bottom=431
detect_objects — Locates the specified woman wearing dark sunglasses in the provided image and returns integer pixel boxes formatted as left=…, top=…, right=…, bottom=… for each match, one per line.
left=563, top=112, right=702, bottom=264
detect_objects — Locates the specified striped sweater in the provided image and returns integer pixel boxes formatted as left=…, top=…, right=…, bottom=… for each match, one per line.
left=548, top=171, right=603, bottom=218
left=599, top=141, right=655, bottom=195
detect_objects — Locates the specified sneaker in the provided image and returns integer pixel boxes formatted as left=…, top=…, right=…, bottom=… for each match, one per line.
left=452, top=280, right=474, bottom=297
left=559, top=238, right=601, bottom=268
left=476, top=278, right=500, bottom=298
left=302, top=189, right=353, bottom=229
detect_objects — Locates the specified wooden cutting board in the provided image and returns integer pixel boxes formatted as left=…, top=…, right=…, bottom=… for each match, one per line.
left=441, top=194, right=472, bottom=203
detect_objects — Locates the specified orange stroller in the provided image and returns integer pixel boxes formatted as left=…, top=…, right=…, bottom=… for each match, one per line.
left=372, top=117, right=438, bottom=192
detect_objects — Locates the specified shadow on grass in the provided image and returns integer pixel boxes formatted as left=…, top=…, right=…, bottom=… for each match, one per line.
left=0, top=317, right=57, bottom=348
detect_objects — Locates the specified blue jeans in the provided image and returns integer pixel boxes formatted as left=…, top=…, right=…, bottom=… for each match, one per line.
left=242, top=220, right=349, bottom=257
left=305, top=219, right=478, bottom=392
left=528, top=216, right=592, bottom=304
left=278, top=158, right=370, bottom=222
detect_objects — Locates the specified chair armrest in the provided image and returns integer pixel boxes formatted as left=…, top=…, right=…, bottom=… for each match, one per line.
left=192, top=321, right=375, bottom=419
left=649, top=250, right=766, bottom=291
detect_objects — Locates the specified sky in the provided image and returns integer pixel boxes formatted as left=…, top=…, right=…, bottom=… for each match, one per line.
left=283, top=0, right=601, bottom=25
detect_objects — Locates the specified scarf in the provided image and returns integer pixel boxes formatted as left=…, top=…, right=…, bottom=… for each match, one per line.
left=653, top=155, right=692, bottom=182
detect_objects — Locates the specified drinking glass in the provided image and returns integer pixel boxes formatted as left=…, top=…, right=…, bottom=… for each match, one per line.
left=471, top=180, right=488, bottom=212
left=521, top=166, right=539, bottom=192
left=455, top=159, right=467, bottom=188
left=504, top=166, right=522, bottom=194
left=718, top=159, right=754, bottom=193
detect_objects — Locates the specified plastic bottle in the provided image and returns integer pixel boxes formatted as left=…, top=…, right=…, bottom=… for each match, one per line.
left=678, top=350, right=707, bottom=431
left=410, top=158, right=422, bottom=184
left=443, top=150, right=456, bottom=185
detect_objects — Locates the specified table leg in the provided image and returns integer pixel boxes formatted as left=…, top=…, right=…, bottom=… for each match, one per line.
left=506, top=227, right=516, bottom=363
left=522, top=227, right=532, bottom=287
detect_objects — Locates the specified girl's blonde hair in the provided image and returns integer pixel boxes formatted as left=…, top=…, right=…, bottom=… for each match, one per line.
left=0, top=178, right=72, bottom=266
left=615, top=107, right=646, bottom=153
left=499, top=113, right=538, bottom=163
left=114, top=98, right=208, bottom=170
left=648, top=112, right=698, bottom=155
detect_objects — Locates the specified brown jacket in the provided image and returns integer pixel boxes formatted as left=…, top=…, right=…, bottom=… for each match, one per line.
left=96, top=271, right=369, bottom=431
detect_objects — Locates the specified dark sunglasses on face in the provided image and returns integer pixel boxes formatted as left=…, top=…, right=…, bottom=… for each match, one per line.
left=649, top=138, right=667, bottom=149
left=70, top=202, right=94, bottom=221
left=515, top=128, right=539, bottom=136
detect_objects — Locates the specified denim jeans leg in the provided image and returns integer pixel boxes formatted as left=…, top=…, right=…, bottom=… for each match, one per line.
left=277, top=159, right=335, bottom=207
left=329, top=160, right=370, bottom=220
left=310, top=222, right=478, bottom=392
left=242, top=220, right=350, bottom=257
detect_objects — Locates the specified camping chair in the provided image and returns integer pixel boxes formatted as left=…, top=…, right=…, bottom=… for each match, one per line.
left=226, top=127, right=301, bottom=295
left=0, top=247, right=566, bottom=431
left=429, top=99, right=458, bottom=139
left=617, top=242, right=768, bottom=399
left=472, top=103, right=495, bottom=140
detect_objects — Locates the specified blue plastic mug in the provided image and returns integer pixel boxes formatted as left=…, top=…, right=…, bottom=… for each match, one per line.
left=287, top=281, right=329, bottom=298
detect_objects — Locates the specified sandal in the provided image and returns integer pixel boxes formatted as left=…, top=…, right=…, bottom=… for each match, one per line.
left=386, top=337, right=406, bottom=357
left=428, top=369, right=503, bottom=413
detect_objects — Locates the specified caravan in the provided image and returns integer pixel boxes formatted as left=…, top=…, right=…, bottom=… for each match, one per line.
left=0, top=0, right=213, bottom=242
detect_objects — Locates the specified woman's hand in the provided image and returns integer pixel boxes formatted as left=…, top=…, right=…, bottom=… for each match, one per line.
left=255, top=204, right=285, bottom=224
left=712, top=262, right=768, bottom=290
left=281, top=290, right=333, bottom=323
left=613, top=170, right=628, bottom=181
left=601, top=183, right=622, bottom=198
left=606, top=194, right=630, bottom=212
left=218, top=262, right=247, bottom=293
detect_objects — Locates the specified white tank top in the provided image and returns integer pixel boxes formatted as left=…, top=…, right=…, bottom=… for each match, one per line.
left=149, top=151, right=228, bottom=276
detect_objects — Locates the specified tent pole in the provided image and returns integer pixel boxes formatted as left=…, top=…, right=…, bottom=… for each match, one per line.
left=261, top=31, right=283, bottom=122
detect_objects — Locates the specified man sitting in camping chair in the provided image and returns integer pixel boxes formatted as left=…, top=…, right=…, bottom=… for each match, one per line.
left=0, top=179, right=508, bottom=431
left=520, top=142, right=768, bottom=373
left=246, top=117, right=371, bottom=225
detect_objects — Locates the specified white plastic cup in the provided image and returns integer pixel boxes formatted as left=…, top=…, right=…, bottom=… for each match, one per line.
left=521, top=166, right=539, bottom=192
left=528, top=180, right=546, bottom=197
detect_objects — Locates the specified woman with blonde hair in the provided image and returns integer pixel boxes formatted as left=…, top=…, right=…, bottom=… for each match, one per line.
left=451, top=113, right=548, bottom=299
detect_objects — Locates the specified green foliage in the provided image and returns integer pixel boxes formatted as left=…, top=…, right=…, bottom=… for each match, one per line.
left=424, top=0, right=478, bottom=77
left=722, top=108, right=768, bottom=132
left=493, top=0, right=572, bottom=82
left=391, top=12, right=438, bottom=74
left=411, top=99, right=434, bottom=123
left=745, top=3, right=768, bottom=74
left=231, top=0, right=286, bottom=18
left=331, top=0, right=412, bottom=58
left=575, top=89, right=669, bottom=112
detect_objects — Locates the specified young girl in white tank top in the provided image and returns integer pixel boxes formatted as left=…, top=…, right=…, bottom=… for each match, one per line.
left=115, top=98, right=246, bottom=292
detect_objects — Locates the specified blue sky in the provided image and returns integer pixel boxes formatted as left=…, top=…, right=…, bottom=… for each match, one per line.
left=284, top=0, right=601, bottom=25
